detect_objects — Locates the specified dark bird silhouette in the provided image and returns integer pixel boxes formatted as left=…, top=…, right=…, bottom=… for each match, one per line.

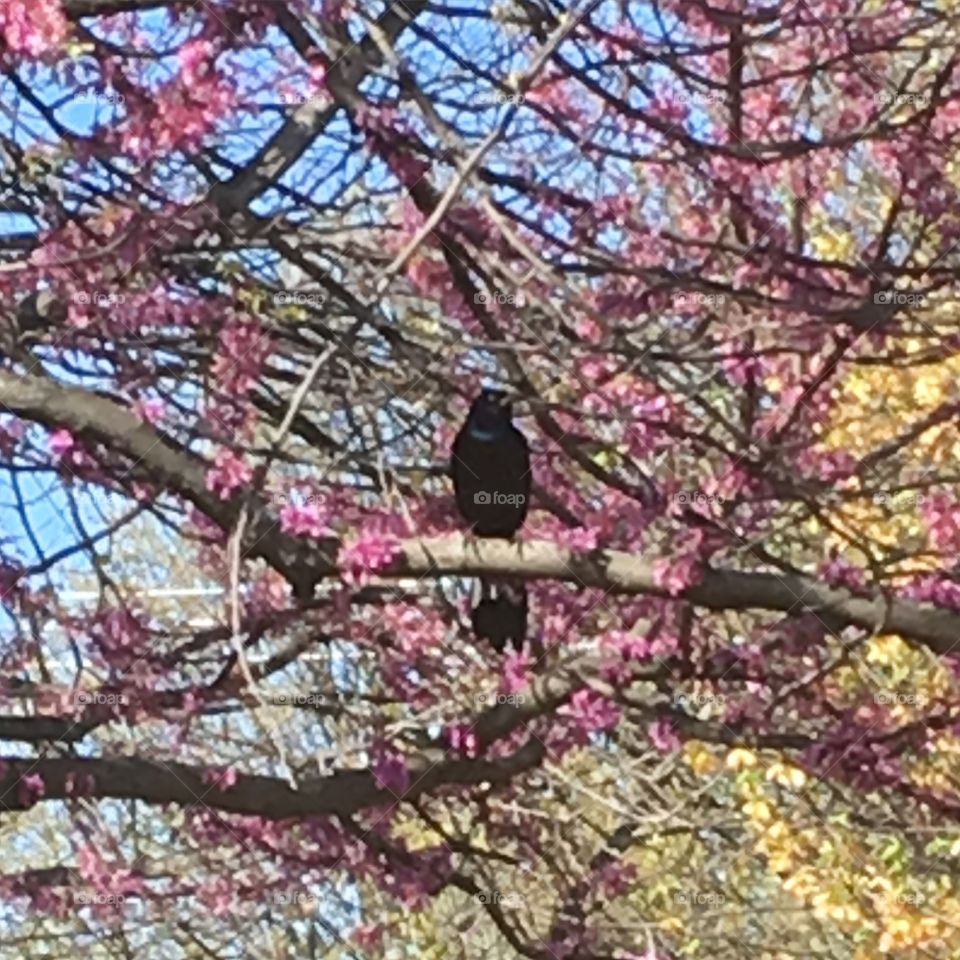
left=471, top=581, right=528, bottom=654
left=452, top=388, right=532, bottom=652
left=451, top=388, right=531, bottom=538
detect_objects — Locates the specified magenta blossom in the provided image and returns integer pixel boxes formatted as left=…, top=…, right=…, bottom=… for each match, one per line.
left=372, top=749, right=410, bottom=795
left=339, top=534, right=402, bottom=586
left=559, top=689, right=620, bottom=742
left=205, top=448, right=254, bottom=500
left=280, top=500, right=332, bottom=538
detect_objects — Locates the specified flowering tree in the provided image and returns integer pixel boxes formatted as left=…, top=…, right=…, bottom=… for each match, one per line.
left=2, top=0, right=960, bottom=956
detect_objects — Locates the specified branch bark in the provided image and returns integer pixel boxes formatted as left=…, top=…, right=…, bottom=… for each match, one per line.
left=1, top=369, right=956, bottom=652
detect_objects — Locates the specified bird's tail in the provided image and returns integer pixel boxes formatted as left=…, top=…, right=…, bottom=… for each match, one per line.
left=471, top=577, right=529, bottom=654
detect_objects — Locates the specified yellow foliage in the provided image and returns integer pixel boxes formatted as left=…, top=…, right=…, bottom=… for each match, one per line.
left=725, top=747, right=758, bottom=771
left=684, top=740, right=720, bottom=776
left=765, top=762, right=807, bottom=789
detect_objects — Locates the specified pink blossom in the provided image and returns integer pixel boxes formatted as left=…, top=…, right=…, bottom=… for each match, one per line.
left=603, top=630, right=651, bottom=660
left=722, top=350, right=764, bottom=385
left=559, top=689, right=620, bottom=740
left=339, top=534, right=401, bottom=586
left=132, top=398, right=166, bottom=424
left=205, top=448, right=254, bottom=500
left=922, top=491, right=960, bottom=553
left=90, top=608, right=149, bottom=671
left=119, top=69, right=237, bottom=161
left=648, top=718, right=681, bottom=753
left=48, top=429, right=75, bottom=458
left=178, top=38, right=217, bottom=84
left=819, top=551, right=865, bottom=591
left=502, top=650, right=530, bottom=693
left=18, top=773, right=45, bottom=806
left=575, top=317, right=604, bottom=342
left=446, top=723, right=479, bottom=757
left=903, top=575, right=960, bottom=611
left=201, top=766, right=238, bottom=790
left=553, top=526, right=600, bottom=551
left=280, top=501, right=331, bottom=538
left=653, top=553, right=701, bottom=596
left=0, top=0, right=68, bottom=58
left=211, top=319, right=271, bottom=396
left=372, top=749, right=410, bottom=794
left=76, top=844, right=116, bottom=888
left=308, top=61, right=328, bottom=91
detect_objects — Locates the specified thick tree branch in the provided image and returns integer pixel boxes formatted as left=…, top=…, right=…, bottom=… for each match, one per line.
left=0, top=743, right=545, bottom=819
left=1, top=371, right=956, bottom=653
left=379, top=537, right=960, bottom=654
left=0, top=368, right=331, bottom=595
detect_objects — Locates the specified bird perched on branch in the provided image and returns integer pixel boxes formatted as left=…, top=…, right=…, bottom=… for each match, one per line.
left=451, top=388, right=531, bottom=538
left=451, top=388, right=532, bottom=653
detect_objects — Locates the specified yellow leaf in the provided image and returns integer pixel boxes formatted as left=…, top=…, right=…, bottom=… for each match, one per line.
left=726, top=748, right=758, bottom=771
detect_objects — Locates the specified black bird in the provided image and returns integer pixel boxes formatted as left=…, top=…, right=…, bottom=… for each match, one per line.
left=451, top=388, right=531, bottom=538
left=452, top=388, right=532, bottom=653
left=471, top=581, right=528, bottom=654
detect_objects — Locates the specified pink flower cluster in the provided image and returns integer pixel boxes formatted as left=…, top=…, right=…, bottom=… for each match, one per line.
left=211, top=318, right=272, bottom=397
left=17, top=773, right=45, bottom=806
left=205, top=448, right=254, bottom=500
left=819, top=551, right=866, bottom=591
left=89, top=608, right=149, bottom=670
left=118, top=39, right=237, bottom=160
left=903, top=575, right=960, bottom=611
left=372, top=747, right=410, bottom=794
left=339, top=534, right=401, bottom=586
left=922, top=491, right=960, bottom=553
left=279, top=499, right=332, bottom=539
left=0, top=0, right=67, bottom=58
left=558, top=689, right=620, bottom=745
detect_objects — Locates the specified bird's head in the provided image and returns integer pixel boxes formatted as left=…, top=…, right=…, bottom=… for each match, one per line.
left=469, top=388, right=514, bottom=430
